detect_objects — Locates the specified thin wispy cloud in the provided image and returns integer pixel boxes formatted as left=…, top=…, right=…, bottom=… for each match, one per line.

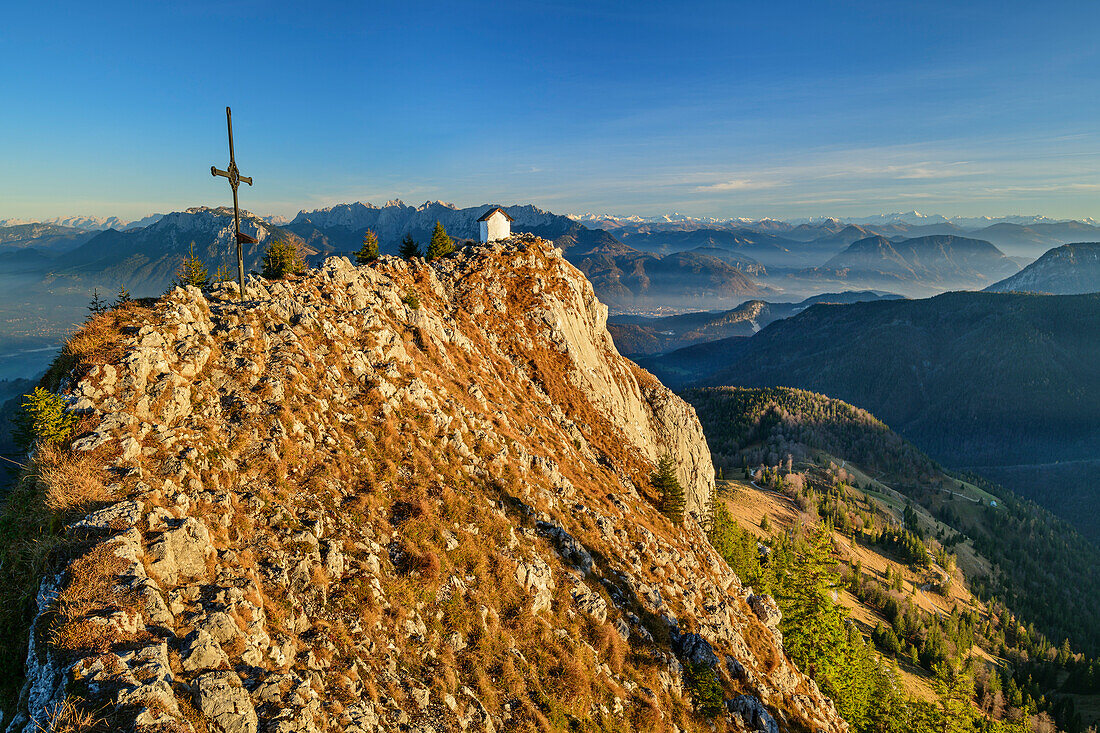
left=693, top=179, right=784, bottom=192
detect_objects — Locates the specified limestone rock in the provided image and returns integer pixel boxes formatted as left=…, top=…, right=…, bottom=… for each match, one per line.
left=728, top=694, right=780, bottom=733
left=536, top=520, right=593, bottom=573
left=68, top=500, right=143, bottom=532
left=515, top=558, right=555, bottom=614
left=749, top=593, right=782, bottom=629
left=147, top=517, right=214, bottom=587
left=673, top=632, right=719, bottom=668
left=182, top=629, right=230, bottom=672
left=571, top=583, right=608, bottom=624
left=194, top=671, right=258, bottom=733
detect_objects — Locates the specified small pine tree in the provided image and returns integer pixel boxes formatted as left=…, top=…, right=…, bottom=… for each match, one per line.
left=425, top=221, right=453, bottom=261
left=684, top=661, right=724, bottom=717
left=355, top=229, right=379, bottom=265
left=402, top=289, right=420, bottom=310
left=87, top=289, right=109, bottom=320
left=399, top=234, right=421, bottom=259
left=262, top=239, right=305, bottom=280
left=113, top=284, right=131, bottom=308
left=214, top=259, right=232, bottom=284
left=16, top=387, right=78, bottom=448
left=654, top=454, right=686, bottom=525
left=175, top=241, right=209, bottom=288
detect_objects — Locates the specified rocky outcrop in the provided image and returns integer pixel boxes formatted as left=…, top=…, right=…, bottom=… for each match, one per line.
left=5, top=235, right=846, bottom=732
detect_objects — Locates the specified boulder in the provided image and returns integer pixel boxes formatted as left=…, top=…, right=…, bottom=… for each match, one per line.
left=749, top=593, right=782, bottom=629
left=536, top=520, right=593, bottom=574
left=673, top=632, right=719, bottom=668
left=194, top=671, right=258, bottom=733
left=727, top=694, right=779, bottom=733
left=147, top=518, right=214, bottom=587
left=181, top=629, right=230, bottom=673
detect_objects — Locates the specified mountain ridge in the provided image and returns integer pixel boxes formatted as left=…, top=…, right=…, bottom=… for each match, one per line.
left=986, top=241, right=1100, bottom=294
left=639, top=291, right=1100, bottom=543
left=2, top=235, right=847, bottom=732
left=813, top=234, right=1019, bottom=287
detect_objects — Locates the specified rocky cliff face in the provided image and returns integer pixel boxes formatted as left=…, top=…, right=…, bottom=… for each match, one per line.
left=4, top=235, right=846, bottom=733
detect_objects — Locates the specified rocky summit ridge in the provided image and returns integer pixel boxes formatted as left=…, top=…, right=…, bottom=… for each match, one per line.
left=6, top=235, right=846, bottom=733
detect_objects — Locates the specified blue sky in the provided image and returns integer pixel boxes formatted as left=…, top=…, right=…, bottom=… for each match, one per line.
left=3, top=0, right=1100, bottom=221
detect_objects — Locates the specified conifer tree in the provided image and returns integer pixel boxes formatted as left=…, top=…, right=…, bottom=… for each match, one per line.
left=262, top=239, right=305, bottom=280
left=87, top=289, right=109, bottom=319
left=653, top=454, right=686, bottom=525
left=425, top=221, right=453, bottom=261
left=355, top=229, right=379, bottom=265
left=214, top=259, right=232, bottom=284
left=175, top=241, right=209, bottom=288
left=932, top=659, right=976, bottom=733
left=399, top=234, right=421, bottom=259
left=16, top=387, right=78, bottom=448
left=113, top=284, right=131, bottom=307
left=707, top=485, right=720, bottom=532
left=778, top=524, right=846, bottom=669
left=774, top=522, right=886, bottom=725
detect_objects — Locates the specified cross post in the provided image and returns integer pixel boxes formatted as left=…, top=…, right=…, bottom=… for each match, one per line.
left=211, top=106, right=255, bottom=299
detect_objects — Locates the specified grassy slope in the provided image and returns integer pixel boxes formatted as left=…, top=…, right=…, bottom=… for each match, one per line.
left=686, top=386, right=1100, bottom=657
left=717, top=476, right=967, bottom=703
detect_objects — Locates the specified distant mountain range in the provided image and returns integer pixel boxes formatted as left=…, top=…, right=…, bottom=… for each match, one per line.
left=8, top=203, right=1100, bottom=305
left=286, top=200, right=771, bottom=307
left=613, top=227, right=833, bottom=268
left=0, top=223, right=96, bottom=252
left=986, top=242, right=1100, bottom=295
left=608, top=290, right=902, bottom=356
left=810, top=234, right=1020, bottom=289
left=50, top=207, right=312, bottom=293
left=0, top=214, right=163, bottom=231
left=0, top=202, right=777, bottom=350
left=286, top=200, right=570, bottom=252
left=571, top=210, right=1096, bottom=229
left=574, top=212, right=1100, bottom=260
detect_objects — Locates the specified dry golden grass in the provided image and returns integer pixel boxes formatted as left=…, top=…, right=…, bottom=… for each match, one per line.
left=47, top=543, right=140, bottom=656
left=176, top=696, right=210, bottom=733
left=34, top=444, right=113, bottom=516
left=56, top=543, right=129, bottom=623
left=35, top=698, right=104, bottom=733
left=41, top=302, right=151, bottom=393
left=594, top=621, right=627, bottom=674
left=46, top=618, right=117, bottom=656
left=310, top=565, right=331, bottom=589
left=221, top=635, right=248, bottom=659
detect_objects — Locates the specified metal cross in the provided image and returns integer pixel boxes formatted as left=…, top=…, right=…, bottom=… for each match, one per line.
left=211, top=106, right=256, bottom=298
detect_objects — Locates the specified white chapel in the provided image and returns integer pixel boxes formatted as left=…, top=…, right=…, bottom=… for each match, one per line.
left=477, top=207, right=513, bottom=243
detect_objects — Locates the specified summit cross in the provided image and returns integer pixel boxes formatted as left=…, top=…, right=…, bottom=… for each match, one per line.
left=210, top=106, right=256, bottom=299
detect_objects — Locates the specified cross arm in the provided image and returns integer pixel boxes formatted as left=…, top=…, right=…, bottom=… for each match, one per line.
left=211, top=166, right=253, bottom=186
